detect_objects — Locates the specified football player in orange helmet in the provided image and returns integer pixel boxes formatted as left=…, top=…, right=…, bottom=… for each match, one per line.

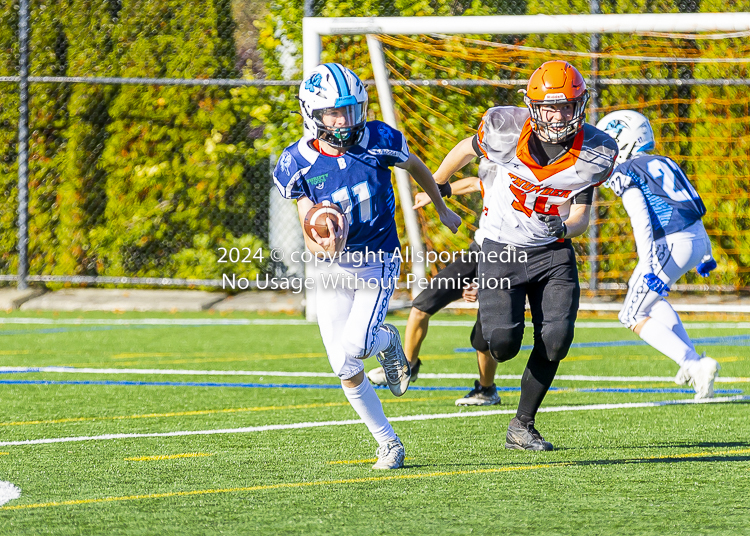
left=430, top=60, right=618, bottom=451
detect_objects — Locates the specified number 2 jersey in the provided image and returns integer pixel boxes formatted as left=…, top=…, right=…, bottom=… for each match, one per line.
left=273, top=121, right=409, bottom=253
left=607, top=154, right=706, bottom=240
left=473, top=106, right=618, bottom=247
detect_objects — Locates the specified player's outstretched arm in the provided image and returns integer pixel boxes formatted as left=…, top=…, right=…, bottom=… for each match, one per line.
left=396, top=153, right=461, bottom=233
left=413, top=177, right=481, bottom=209
left=433, top=137, right=477, bottom=185
left=296, top=196, right=347, bottom=256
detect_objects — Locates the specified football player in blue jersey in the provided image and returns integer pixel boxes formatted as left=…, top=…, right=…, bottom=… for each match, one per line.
left=273, top=63, right=461, bottom=469
left=597, top=110, right=720, bottom=399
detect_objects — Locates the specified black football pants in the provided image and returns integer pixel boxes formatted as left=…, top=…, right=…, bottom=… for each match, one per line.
left=477, top=238, right=580, bottom=364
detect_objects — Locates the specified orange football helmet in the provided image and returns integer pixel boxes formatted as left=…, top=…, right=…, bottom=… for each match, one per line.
left=523, top=61, right=589, bottom=144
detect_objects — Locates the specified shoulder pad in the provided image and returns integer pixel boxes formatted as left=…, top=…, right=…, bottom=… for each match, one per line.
left=575, top=124, right=619, bottom=185
left=273, top=142, right=311, bottom=199
left=477, top=106, right=529, bottom=164
left=366, top=121, right=409, bottom=164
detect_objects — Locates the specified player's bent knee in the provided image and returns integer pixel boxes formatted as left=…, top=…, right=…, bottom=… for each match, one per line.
left=487, top=326, right=523, bottom=363
left=336, top=363, right=365, bottom=381
left=541, top=321, right=575, bottom=362
left=341, top=337, right=369, bottom=361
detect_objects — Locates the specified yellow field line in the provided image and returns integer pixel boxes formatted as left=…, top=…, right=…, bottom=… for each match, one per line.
left=3, top=448, right=749, bottom=511
left=110, top=352, right=327, bottom=360
left=0, top=396, right=459, bottom=427
left=124, top=453, right=213, bottom=462
left=0, top=463, right=555, bottom=511
left=4, top=448, right=749, bottom=511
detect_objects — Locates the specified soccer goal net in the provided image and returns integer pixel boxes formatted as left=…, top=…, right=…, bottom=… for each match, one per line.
left=304, top=14, right=750, bottom=297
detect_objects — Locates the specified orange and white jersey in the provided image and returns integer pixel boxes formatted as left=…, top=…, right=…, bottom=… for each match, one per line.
left=474, top=158, right=498, bottom=249
left=475, top=106, right=618, bottom=247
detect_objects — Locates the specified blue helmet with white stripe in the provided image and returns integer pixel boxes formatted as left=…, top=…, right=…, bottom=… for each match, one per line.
left=299, top=63, right=368, bottom=148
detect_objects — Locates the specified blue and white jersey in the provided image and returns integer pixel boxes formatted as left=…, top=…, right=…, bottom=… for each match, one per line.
left=273, top=121, right=409, bottom=253
left=608, top=154, right=706, bottom=239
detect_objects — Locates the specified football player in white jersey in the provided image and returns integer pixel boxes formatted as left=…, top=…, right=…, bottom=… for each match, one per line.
left=273, top=64, right=461, bottom=469
left=597, top=110, right=720, bottom=399
left=368, top=159, right=502, bottom=406
left=433, top=61, right=618, bottom=451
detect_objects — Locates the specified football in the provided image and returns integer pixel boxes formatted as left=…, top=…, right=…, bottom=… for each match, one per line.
left=303, top=201, right=344, bottom=239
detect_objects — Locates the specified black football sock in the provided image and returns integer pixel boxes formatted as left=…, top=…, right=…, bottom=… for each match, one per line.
left=516, top=348, right=560, bottom=424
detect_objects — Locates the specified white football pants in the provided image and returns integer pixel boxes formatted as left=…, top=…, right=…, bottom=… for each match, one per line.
left=619, top=220, right=712, bottom=328
left=316, top=254, right=401, bottom=379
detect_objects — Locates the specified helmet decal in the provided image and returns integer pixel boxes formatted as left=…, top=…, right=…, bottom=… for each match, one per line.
left=305, top=73, right=323, bottom=93
left=596, top=110, right=655, bottom=164
left=606, top=119, right=627, bottom=137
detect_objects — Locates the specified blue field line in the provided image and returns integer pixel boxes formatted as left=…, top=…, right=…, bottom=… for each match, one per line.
left=455, top=334, right=750, bottom=353
left=0, top=378, right=741, bottom=395
left=0, top=325, right=171, bottom=336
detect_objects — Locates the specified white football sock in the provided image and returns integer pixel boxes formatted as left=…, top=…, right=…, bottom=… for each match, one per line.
left=649, top=300, right=696, bottom=353
left=368, top=327, right=392, bottom=358
left=639, top=317, right=701, bottom=367
left=342, top=378, right=398, bottom=446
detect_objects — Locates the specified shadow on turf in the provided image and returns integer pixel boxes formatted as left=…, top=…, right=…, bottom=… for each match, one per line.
left=602, top=441, right=750, bottom=451
left=402, top=452, right=750, bottom=472
left=487, top=449, right=750, bottom=469
left=561, top=454, right=750, bottom=467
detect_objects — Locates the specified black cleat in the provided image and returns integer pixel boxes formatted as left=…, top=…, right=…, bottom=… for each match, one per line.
left=505, top=417, right=553, bottom=451
left=410, top=358, right=421, bottom=382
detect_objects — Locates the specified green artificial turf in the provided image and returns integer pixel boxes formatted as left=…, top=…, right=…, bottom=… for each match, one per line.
left=0, top=311, right=748, bottom=535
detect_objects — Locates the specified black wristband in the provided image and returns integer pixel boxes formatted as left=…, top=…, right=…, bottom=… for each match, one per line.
left=561, top=223, right=568, bottom=239
left=437, top=181, right=452, bottom=198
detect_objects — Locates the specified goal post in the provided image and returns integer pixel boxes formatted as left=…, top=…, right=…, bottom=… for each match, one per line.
left=300, top=13, right=750, bottom=320
left=303, top=13, right=750, bottom=69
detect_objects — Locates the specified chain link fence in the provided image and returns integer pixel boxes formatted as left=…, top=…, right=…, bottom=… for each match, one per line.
left=0, top=0, right=747, bottom=297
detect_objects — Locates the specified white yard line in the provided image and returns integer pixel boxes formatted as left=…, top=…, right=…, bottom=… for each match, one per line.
left=1, top=396, right=747, bottom=447
left=0, top=482, right=21, bottom=506
left=1, top=366, right=746, bottom=383
left=0, top=317, right=748, bottom=329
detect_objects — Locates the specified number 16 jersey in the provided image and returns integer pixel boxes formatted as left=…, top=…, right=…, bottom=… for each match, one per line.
left=474, top=106, right=618, bottom=248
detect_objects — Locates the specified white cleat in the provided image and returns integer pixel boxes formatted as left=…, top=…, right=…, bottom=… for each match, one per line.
left=368, top=358, right=420, bottom=386
left=676, top=354, right=720, bottom=400
left=372, top=438, right=405, bottom=470
left=375, top=324, right=411, bottom=397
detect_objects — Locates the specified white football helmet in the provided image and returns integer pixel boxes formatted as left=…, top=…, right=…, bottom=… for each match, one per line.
left=596, top=110, right=655, bottom=165
left=299, top=63, right=368, bottom=148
